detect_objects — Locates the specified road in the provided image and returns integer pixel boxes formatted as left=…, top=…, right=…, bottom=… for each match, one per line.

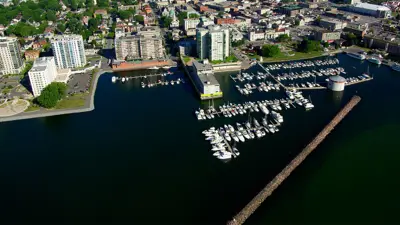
left=232, top=48, right=252, bottom=70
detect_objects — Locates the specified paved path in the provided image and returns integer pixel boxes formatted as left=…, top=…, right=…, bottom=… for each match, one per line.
left=0, top=69, right=111, bottom=123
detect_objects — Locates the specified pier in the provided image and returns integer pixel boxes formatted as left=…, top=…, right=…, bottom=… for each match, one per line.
left=227, top=95, right=362, bottom=225
left=257, top=62, right=287, bottom=90
left=113, top=73, right=169, bottom=81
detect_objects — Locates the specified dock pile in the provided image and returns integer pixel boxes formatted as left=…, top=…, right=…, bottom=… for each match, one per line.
left=226, top=95, right=361, bottom=225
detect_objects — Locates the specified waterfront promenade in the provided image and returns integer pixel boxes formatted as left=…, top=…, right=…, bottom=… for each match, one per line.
left=227, top=95, right=362, bottom=225
left=0, top=69, right=111, bottom=123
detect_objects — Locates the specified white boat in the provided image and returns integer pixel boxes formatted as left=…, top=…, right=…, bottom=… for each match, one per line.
left=231, top=133, right=239, bottom=142
left=304, top=103, right=314, bottom=110
left=163, top=66, right=172, bottom=69
left=233, top=147, right=240, bottom=156
left=367, top=57, right=381, bottom=65
left=149, top=66, right=159, bottom=70
left=241, top=130, right=251, bottom=139
left=224, top=133, right=232, bottom=142
left=255, top=129, right=263, bottom=138
left=111, top=76, right=117, bottom=82
left=391, top=63, right=400, bottom=72
left=215, top=151, right=232, bottom=160
left=253, top=118, right=260, bottom=127
left=271, top=111, right=283, bottom=123
left=211, top=146, right=225, bottom=151
left=285, top=90, right=295, bottom=99
left=262, top=117, right=268, bottom=126
left=236, top=131, right=245, bottom=142
left=228, top=125, right=235, bottom=133
left=347, top=52, right=366, bottom=60
left=260, top=105, right=269, bottom=115
left=121, top=77, right=126, bottom=82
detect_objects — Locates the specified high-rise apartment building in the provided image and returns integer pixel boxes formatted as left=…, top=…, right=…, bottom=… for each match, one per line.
left=115, top=27, right=164, bottom=60
left=28, top=57, right=58, bottom=97
left=0, top=37, right=24, bottom=76
left=196, top=25, right=230, bottom=61
left=51, top=35, right=86, bottom=69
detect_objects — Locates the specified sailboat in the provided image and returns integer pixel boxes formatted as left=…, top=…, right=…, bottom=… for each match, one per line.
left=362, top=65, right=371, bottom=78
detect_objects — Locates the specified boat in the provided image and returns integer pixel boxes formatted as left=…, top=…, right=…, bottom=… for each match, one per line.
left=111, top=76, right=117, bottom=82
left=215, top=151, right=232, bottom=160
left=236, top=131, right=245, bottom=142
left=224, top=132, right=232, bottom=142
left=149, top=66, right=159, bottom=70
left=233, top=147, right=240, bottom=156
left=231, top=133, right=239, bottom=142
left=304, top=103, right=314, bottom=110
left=367, top=57, right=381, bottom=65
left=121, top=77, right=126, bottom=82
left=163, top=66, right=172, bottom=69
left=253, top=118, right=260, bottom=127
left=228, top=125, right=235, bottom=133
left=391, top=63, right=400, bottom=72
left=271, top=111, right=283, bottom=123
left=347, top=52, right=366, bottom=60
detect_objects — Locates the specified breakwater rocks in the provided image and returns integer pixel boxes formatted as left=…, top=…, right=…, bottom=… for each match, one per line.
left=227, top=95, right=362, bottom=225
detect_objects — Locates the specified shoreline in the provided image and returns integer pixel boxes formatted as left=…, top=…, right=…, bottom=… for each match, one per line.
left=0, top=69, right=111, bottom=123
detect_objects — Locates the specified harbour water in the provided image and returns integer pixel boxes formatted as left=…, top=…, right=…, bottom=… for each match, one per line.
left=0, top=53, right=400, bottom=224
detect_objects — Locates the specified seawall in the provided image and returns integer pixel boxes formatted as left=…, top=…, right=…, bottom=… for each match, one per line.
left=0, top=69, right=109, bottom=123
left=227, top=95, right=362, bottom=225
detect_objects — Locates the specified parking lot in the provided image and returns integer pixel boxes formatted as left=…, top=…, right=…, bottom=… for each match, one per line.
left=66, top=71, right=93, bottom=95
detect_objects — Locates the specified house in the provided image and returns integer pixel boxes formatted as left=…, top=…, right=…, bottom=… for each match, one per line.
left=94, top=9, right=109, bottom=19
left=32, top=39, right=48, bottom=50
left=44, top=27, right=55, bottom=39
left=25, top=50, right=40, bottom=61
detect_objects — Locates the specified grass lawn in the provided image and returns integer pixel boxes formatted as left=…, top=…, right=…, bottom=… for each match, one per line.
left=25, top=104, right=40, bottom=112
left=182, top=56, right=191, bottom=63
left=261, top=51, right=324, bottom=62
left=55, top=93, right=87, bottom=109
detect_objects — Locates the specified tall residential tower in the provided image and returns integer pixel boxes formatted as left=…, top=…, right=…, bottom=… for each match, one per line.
left=51, top=35, right=86, bottom=69
left=196, top=25, right=230, bottom=61
left=28, top=57, right=57, bottom=97
left=0, top=37, right=24, bottom=76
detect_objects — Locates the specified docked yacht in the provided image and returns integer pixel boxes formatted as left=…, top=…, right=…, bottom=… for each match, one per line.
left=224, top=132, right=232, bottom=142
left=367, top=57, right=381, bottom=65
left=232, top=147, right=240, bottom=156
left=215, top=151, right=232, bottom=160
left=149, top=66, right=159, bottom=70
left=236, top=131, right=245, bottom=142
left=262, top=117, right=268, bottom=127
left=121, top=77, right=126, bottom=82
left=253, top=118, right=260, bottom=127
left=304, top=102, right=315, bottom=110
left=271, top=111, right=284, bottom=123
left=260, top=105, right=269, bottom=115
left=241, top=130, right=251, bottom=139
left=231, top=133, right=240, bottom=142
left=391, top=63, right=400, bottom=72
left=347, top=52, right=366, bottom=60
left=111, top=76, right=117, bottom=82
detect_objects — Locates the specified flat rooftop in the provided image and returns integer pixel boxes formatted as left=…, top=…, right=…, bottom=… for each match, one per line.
left=193, top=61, right=219, bottom=86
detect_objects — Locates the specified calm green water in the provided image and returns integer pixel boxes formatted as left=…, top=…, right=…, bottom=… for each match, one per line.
left=0, top=53, right=399, bottom=224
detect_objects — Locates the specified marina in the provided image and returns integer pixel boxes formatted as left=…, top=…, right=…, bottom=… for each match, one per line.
left=1, top=53, right=399, bottom=225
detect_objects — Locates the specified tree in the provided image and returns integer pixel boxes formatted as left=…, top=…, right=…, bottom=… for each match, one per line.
left=177, top=12, right=187, bottom=25
left=232, top=39, right=245, bottom=47
left=134, top=15, right=144, bottom=23
left=46, top=11, right=57, bottom=22
left=160, top=16, right=172, bottom=28
left=118, top=10, right=132, bottom=20
left=57, top=23, right=66, bottom=33
left=298, top=38, right=322, bottom=53
left=36, top=82, right=67, bottom=108
left=189, top=13, right=199, bottom=19
left=261, top=44, right=281, bottom=57
left=276, top=34, right=291, bottom=42
left=346, top=32, right=358, bottom=45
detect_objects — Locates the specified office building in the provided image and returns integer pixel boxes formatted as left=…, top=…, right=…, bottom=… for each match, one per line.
left=28, top=57, right=58, bottom=97
left=196, top=25, right=230, bottom=61
left=315, top=30, right=341, bottom=42
left=115, top=27, right=164, bottom=60
left=51, top=35, right=86, bottom=69
left=0, top=37, right=24, bottom=76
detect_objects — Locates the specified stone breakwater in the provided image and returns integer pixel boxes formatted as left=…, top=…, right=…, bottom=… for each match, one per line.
left=227, top=95, right=362, bottom=225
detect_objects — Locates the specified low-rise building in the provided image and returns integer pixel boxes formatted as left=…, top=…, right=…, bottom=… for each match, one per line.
left=184, top=18, right=200, bottom=31
left=191, top=60, right=222, bottom=99
left=25, top=50, right=40, bottom=61
left=248, top=28, right=265, bottom=41
left=314, top=30, right=341, bottom=42
left=319, top=18, right=347, bottom=31
left=279, top=5, right=304, bottom=17
left=348, top=3, right=391, bottom=18
left=28, top=57, right=57, bottom=97
left=364, top=32, right=400, bottom=55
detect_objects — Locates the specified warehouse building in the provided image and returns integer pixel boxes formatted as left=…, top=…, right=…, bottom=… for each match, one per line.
left=348, top=3, right=391, bottom=18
